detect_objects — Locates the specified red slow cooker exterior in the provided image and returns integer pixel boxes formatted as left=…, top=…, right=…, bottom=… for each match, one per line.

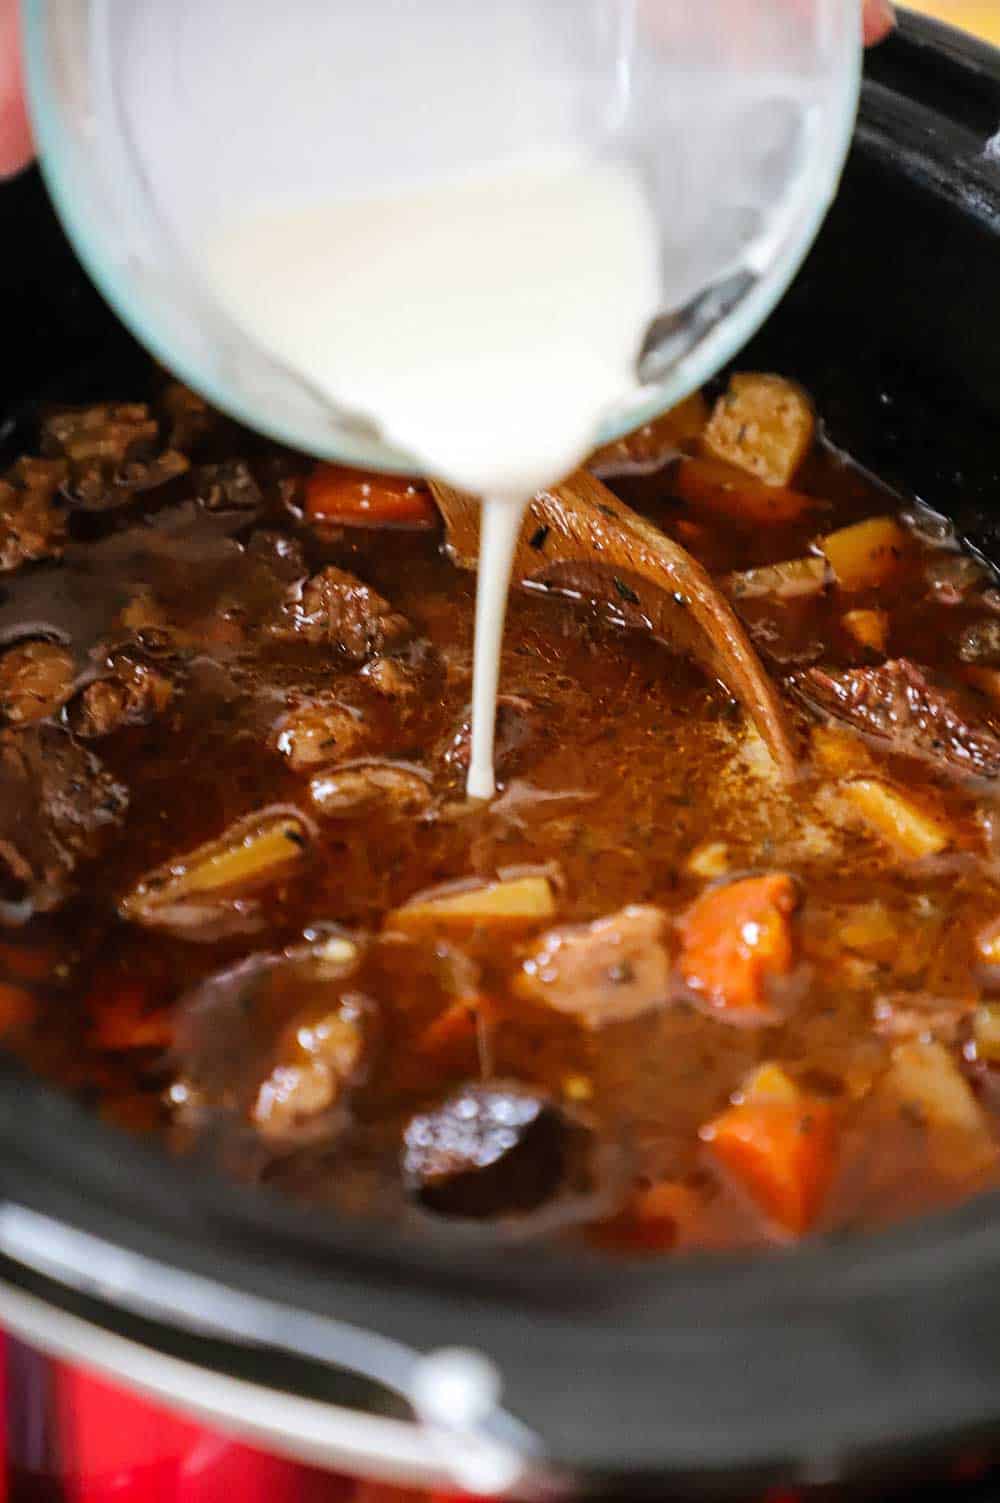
left=3, top=1335, right=481, bottom=1502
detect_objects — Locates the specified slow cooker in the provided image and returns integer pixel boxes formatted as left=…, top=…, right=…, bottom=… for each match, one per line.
left=2, top=12, right=1000, bottom=1501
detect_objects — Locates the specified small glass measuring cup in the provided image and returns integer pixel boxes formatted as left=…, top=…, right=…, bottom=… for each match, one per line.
left=22, top=0, right=861, bottom=471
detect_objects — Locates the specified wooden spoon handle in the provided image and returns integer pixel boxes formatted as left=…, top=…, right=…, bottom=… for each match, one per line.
left=430, top=472, right=797, bottom=779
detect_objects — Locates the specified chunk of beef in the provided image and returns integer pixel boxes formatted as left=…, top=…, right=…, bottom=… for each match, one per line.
left=360, top=655, right=417, bottom=698
left=925, top=553, right=987, bottom=606
left=197, top=461, right=263, bottom=513
left=792, top=659, right=1000, bottom=780
left=274, top=697, right=369, bottom=771
left=309, top=761, right=432, bottom=818
left=958, top=619, right=1000, bottom=666
left=244, top=530, right=306, bottom=584
left=873, top=993, right=971, bottom=1045
left=170, top=941, right=371, bottom=1144
left=69, top=450, right=190, bottom=511
left=252, top=996, right=370, bottom=1141
left=42, top=403, right=158, bottom=465
left=0, top=458, right=68, bottom=571
left=41, top=402, right=188, bottom=510
left=161, top=382, right=216, bottom=451
left=276, top=567, right=410, bottom=663
left=517, top=905, right=670, bottom=1028
left=360, top=639, right=440, bottom=705
left=115, top=591, right=180, bottom=656
left=67, top=653, right=173, bottom=738
left=0, top=641, right=75, bottom=726
left=402, top=1082, right=571, bottom=1218
left=0, top=726, right=128, bottom=915
left=444, top=695, right=543, bottom=780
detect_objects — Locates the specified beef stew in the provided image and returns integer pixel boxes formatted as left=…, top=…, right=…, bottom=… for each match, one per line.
left=4, top=372, right=1000, bottom=1256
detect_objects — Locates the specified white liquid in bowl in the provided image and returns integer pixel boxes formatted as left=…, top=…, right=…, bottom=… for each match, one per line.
left=203, top=150, right=662, bottom=798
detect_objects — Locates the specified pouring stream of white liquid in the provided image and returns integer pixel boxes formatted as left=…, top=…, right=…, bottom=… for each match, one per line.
left=203, top=150, right=662, bottom=798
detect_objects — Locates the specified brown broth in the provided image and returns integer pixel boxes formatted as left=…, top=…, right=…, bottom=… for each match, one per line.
left=4, top=382, right=1000, bottom=1256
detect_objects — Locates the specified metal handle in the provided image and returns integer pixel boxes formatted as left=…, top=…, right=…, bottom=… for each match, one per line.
left=0, top=1203, right=544, bottom=1497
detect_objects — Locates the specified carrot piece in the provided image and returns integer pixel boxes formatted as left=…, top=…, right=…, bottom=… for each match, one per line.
left=305, top=463, right=437, bottom=529
left=963, top=666, right=1000, bottom=705
left=0, top=981, right=36, bottom=1033
left=416, top=996, right=495, bottom=1058
left=673, top=457, right=814, bottom=524
left=0, top=941, right=57, bottom=983
left=629, top=1180, right=703, bottom=1250
left=703, top=1095, right=837, bottom=1236
left=843, top=777, right=951, bottom=859
left=679, top=874, right=798, bottom=1017
left=89, top=980, right=172, bottom=1051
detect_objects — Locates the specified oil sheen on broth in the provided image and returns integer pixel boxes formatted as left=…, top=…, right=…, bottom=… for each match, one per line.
left=202, top=150, right=662, bottom=797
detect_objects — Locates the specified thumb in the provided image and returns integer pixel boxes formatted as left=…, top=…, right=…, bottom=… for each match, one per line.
left=863, top=0, right=896, bottom=45
left=0, top=0, right=32, bottom=178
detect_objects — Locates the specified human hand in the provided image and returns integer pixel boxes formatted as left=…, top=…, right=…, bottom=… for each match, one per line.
left=863, top=0, right=896, bottom=44
left=0, top=0, right=896, bottom=181
left=0, top=0, right=30, bottom=178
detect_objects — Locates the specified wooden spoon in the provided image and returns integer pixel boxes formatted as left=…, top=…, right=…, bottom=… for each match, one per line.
left=429, top=470, right=797, bottom=779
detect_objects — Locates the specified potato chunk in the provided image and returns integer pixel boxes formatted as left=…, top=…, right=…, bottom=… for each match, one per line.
left=842, top=608, right=889, bottom=653
left=725, top=557, right=828, bottom=601
left=387, top=875, right=555, bottom=933
left=703, top=374, right=815, bottom=485
left=976, top=917, right=1000, bottom=965
left=811, top=724, right=874, bottom=777
left=120, top=809, right=309, bottom=926
left=0, top=641, right=75, bottom=725
left=880, top=1040, right=993, bottom=1178
left=819, top=516, right=907, bottom=592
left=842, top=778, right=951, bottom=859
left=973, top=1003, right=1000, bottom=1063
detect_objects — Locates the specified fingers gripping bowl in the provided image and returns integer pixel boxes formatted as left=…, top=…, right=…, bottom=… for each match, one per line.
left=1, top=14, right=1000, bottom=1500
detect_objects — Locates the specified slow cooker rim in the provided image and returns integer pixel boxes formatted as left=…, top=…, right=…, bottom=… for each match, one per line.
left=2, top=10, right=1000, bottom=1492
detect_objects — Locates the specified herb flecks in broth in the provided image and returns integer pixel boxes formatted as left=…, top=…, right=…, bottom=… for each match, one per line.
left=3, top=374, right=1000, bottom=1254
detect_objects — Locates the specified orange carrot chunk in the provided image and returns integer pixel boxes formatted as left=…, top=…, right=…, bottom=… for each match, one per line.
left=673, top=457, right=815, bottom=525
left=416, top=996, right=495, bottom=1059
left=88, top=980, right=173, bottom=1052
left=0, top=982, right=36, bottom=1034
left=679, top=873, right=798, bottom=1017
left=704, top=1096, right=836, bottom=1236
left=305, top=464, right=437, bottom=529
left=0, top=941, right=57, bottom=983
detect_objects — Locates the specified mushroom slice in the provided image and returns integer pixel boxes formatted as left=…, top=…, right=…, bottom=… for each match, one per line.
left=430, top=471, right=796, bottom=778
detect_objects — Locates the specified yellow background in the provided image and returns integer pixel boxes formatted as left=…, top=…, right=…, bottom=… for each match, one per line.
left=903, top=1, right=1000, bottom=45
